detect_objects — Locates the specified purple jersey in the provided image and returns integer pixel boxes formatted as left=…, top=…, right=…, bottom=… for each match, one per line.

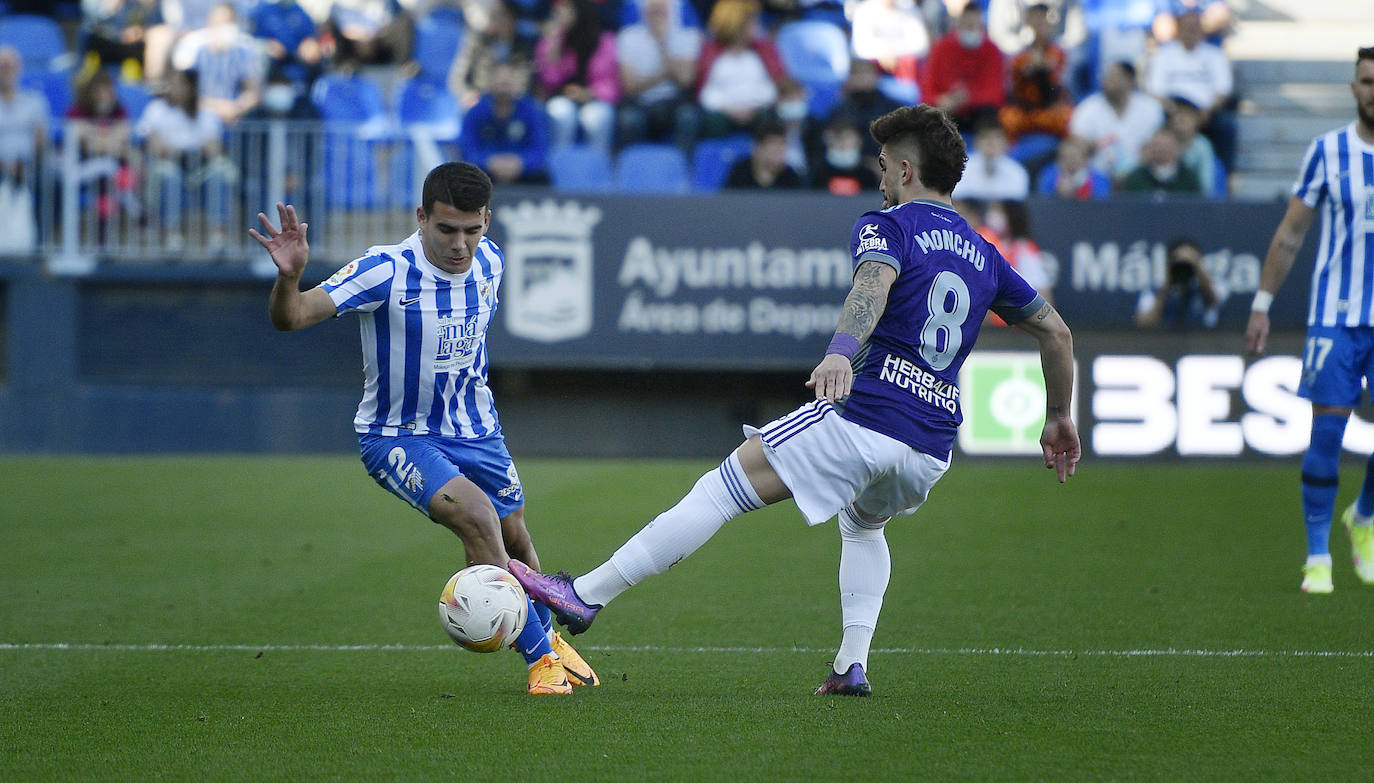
left=835, top=199, right=1045, bottom=458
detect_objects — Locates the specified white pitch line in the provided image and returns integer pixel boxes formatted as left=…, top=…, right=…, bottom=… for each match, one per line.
left=2, top=643, right=1373, bottom=658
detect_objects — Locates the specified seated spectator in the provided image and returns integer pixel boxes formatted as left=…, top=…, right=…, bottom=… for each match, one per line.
left=1070, top=0, right=1154, bottom=98
left=459, top=59, right=552, bottom=184
left=953, top=120, right=1029, bottom=202
left=775, top=77, right=813, bottom=176
left=449, top=0, right=536, bottom=110
left=696, top=0, right=788, bottom=138
left=1152, top=0, right=1234, bottom=45
left=134, top=68, right=233, bottom=247
left=1166, top=94, right=1218, bottom=197
left=144, top=0, right=233, bottom=85
left=536, top=0, right=620, bottom=154
left=827, top=58, right=902, bottom=159
left=1118, top=127, right=1203, bottom=196
left=1035, top=135, right=1112, bottom=200
left=921, top=2, right=1006, bottom=135
left=326, top=0, right=416, bottom=69
left=615, top=0, right=703, bottom=154
left=975, top=199, right=1054, bottom=305
left=0, top=46, right=49, bottom=190
left=172, top=2, right=265, bottom=126
left=241, top=67, right=321, bottom=210
left=724, top=114, right=804, bottom=189
left=66, top=66, right=141, bottom=242
left=997, top=3, right=1071, bottom=169
left=251, top=0, right=323, bottom=87
left=1145, top=9, right=1235, bottom=174
left=1135, top=237, right=1220, bottom=328
left=81, top=0, right=164, bottom=77
left=848, top=0, right=930, bottom=90
left=810, top=111, right=878, bottom=196
left=1068, top=59, right=1163, bottom=181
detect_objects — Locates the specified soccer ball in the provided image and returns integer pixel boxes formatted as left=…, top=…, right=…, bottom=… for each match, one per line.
left=438, top=564, right=529, bottom=653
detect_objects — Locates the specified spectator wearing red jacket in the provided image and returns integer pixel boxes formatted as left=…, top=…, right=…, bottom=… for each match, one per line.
left=922, top=3, right=1006, bottom=135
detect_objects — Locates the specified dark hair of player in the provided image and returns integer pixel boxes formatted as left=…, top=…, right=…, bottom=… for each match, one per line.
left=1358, top=47, right=1374, bottom=69
left=868, top=105, right=968, bottom=195
left=422, top=161, right=493, bottom=215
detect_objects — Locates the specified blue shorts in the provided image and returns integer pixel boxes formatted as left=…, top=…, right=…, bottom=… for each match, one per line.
left=359, top=432, right=525, bottom=519
left=1297, top=325, right=1374, bottom=408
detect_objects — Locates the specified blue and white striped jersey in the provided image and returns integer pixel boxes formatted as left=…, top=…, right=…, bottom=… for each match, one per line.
left=320, top=230, right=504, bottom=438
left=1293, top=122, right=1374, bottom=327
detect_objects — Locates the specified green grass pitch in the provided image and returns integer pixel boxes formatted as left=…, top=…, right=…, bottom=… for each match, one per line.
left=3, top=455, right=1374, bottom=781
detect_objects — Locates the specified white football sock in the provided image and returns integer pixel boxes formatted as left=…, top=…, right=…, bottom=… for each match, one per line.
left=574, top=452, right=764, bottom=607
left=833, top=505, right=890, bottom=674
left=1306, top=553, right=1333, bottom=567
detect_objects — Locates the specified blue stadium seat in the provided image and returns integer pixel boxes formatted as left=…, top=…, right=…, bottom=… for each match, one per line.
left=412, top=8, right=465, bottom=82
left=0, top=15, right=67, bottom=69
left=397, top=76, right=461, bottom=142
left=775, top=20, right=851, bottom=118
left=19, top=65, right=73, bottom=126
left=690, top=135, right=752, bottom=192
left=115, top=79, right=152, bottom=122
left=549, top=144, right=614, bottom=192
left=310, top=74, right=397, bottom=208
left=1211, top=156, right=1227, bottom=200
left=614, top=143, right=690, bottom=194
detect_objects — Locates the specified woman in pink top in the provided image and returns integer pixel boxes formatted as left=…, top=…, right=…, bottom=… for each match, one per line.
left=535, top=0, right=620, bottom=153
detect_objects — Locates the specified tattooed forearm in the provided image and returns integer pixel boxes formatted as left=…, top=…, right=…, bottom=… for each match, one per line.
left=1032, top=301, right=1055, bottom=323
left=836, top=263, right=890, bottom=340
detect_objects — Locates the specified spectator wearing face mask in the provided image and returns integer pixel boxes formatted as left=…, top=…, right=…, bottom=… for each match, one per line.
left=1118, top=126, right=1203, bottom=197
left=809, top=112, right=877, bottom=196
left=242, top=67, right=321, bottom=211
left=921, top=2, right=1006, bottom=135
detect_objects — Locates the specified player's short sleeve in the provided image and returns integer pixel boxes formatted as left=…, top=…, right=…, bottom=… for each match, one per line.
left=1292, top=136, right=1327, bottom=207
left=318, top=253, right=394, bottom=314
left=989, top=254, right=1045, bottom=324
left=850, top=211, right=903, bottom=275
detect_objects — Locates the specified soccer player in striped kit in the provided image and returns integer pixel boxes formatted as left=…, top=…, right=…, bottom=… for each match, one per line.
left=251, top=162, right=597, bottom=694
left=511, top=105, right=1080, bottom=695
left=1246, top=47, right=1374, bottom=595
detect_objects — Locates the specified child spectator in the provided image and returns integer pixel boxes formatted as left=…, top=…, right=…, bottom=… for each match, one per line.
left=1035, top=135, right=1112, bottom=200
left=460, top=59, right=552, bottom=184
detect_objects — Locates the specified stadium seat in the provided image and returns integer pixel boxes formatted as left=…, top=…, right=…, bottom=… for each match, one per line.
left=396, top=76, right=461, bottom=142
left=690, top=135, right=752, bottom=192
left=775, top=20, right=851, bottom=118
left=0, top=14, right=68, bottom=69
left=115, top=79, right=152, bottom=122
left=412, top=8, right=465, bottom=82
left=549, top=144, right=614, bottom=193
left=613, top=143, right=690, bottom=194
left=1211, top=156, right=1227, bottom=200
left=19, top=66, right=73, bottom=122
left=310, top=73, right=397, bottom=208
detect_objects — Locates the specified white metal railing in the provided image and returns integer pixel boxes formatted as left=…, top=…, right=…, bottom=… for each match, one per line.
left=17, top=120, right=450, bottom=273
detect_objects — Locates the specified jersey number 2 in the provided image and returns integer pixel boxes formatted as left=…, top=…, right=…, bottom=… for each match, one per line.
left=920, top=270, right=971, bottom=371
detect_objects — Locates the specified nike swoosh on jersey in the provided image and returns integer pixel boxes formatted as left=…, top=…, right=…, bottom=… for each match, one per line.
left=398, top=296, right=422, bottom=306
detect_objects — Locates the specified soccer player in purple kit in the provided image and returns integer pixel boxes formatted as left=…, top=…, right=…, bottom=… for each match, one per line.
left=251, top=162, right=598, bottom=695
left=510, top=105, right=1080, bottom=696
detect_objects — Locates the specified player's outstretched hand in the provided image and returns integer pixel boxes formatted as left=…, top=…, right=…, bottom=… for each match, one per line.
left=1245, top=310, right=1270, bottom=356
left=807, top=353, right=854, bottom=402
left=249, top=202, right=310, bottom=279
left=1041, top=416, right=1080, bottom=483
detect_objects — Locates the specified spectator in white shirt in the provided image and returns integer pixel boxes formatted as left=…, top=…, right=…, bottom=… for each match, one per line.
left=953, top=119, right=1030, bottom=201
left=615, top=0, right=703, bottom=153
left=1144, top=9, right=1235, bottom=172
left=1068, top=59, right=1163, bottom=181
left=0, top=46, right=50, bottom=188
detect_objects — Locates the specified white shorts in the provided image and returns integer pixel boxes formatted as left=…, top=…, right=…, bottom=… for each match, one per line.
left=743, top=399, right=951, bottom=526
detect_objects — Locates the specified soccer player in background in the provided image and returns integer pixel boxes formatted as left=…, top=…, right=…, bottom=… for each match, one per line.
left=511, top=105, right=1080, bottom=695
left=1245, top=48, right=1374, bottom=594
left=250, top=162, right=598, bottom=694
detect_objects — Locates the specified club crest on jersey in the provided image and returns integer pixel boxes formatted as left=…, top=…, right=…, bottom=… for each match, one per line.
left=496, top=200, right=601, bottom=343
left=326, top=260, right=359, bottom=286
left=856, top=223, right=888, bottom=256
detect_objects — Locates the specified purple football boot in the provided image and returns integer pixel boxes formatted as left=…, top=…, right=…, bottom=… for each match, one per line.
left=815, top=663, right=872, bottom=696
left=507, top=560, right=601, bottom=635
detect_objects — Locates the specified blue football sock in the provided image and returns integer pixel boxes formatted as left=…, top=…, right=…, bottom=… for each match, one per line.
left=531, top=600, right=555, bottom=643
left=1358, top=452, right=1374, bottom=519
left=514, top=595, right=554, bottom=666
left=1301, top=414, right=1347, bottom=558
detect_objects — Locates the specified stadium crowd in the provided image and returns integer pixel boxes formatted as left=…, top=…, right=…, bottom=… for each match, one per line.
left=0, top=0, right=1239, bottom=252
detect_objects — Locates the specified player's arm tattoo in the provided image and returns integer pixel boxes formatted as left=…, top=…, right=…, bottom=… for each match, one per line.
left=836, top=262, right=891, bottom=341
left=1031, top=301, right=1055, bottom=323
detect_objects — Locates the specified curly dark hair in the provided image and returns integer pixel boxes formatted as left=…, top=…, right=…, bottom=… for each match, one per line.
left=868, top=105, right=967, bottom=195
left=422, top=161, right=493, bottom=214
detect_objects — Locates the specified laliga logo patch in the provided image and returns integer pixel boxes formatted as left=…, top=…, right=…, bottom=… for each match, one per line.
left=856, top=223, right=888, bottom=255
left=326, top=260, right=359, bottom=286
